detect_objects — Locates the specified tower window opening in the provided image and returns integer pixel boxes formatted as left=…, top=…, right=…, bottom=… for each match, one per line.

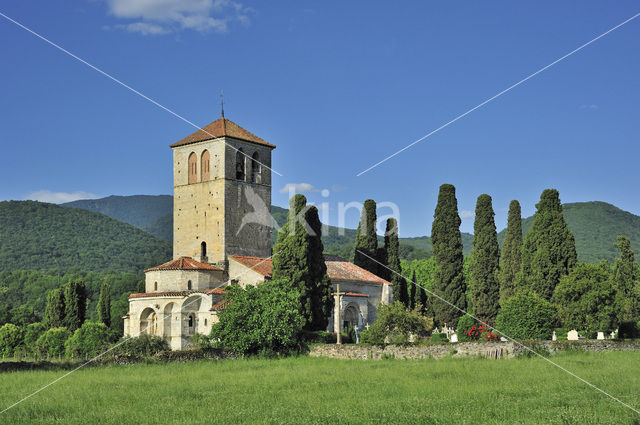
left=251, top=152, right=261, bottom=183
left=188, top=152, right=198, bottom=184
left=201, top=241, right=207, bottom=259
left=235, top=148, right=245, bottom=180
left=154, top=282, right=157, bottom=291
left=201, top=150, right=210, bottom=181
left=187, top=280, right=192, bottom=290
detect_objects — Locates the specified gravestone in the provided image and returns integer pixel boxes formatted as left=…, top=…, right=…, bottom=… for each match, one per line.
left=567, top=329, right=579, bottom=341
left=450, top=333, right=458, bottom=343
left=597, top=332, right=605, bottom=340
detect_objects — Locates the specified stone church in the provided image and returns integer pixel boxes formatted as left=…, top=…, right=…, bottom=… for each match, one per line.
left=123, top=116, right=393, bottom=350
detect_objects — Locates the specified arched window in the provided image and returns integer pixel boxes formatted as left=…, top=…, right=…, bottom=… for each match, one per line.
left=187, top=280, right=192, bottom=290
left=188, top=315, right=194, bottom=328
left=251, top=152, right=261, bottom=183
left=201, top=150, right=210, bottom=181
left=188, top=152, right=197, bottom=184
left=235, top=149, right=245, bottom=180
left=200, top=241, right=207, bottom=259
left=154, top=282, right=157, bottom=291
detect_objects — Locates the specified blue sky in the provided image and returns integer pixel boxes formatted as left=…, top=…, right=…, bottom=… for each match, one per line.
left=1, top=1, right=639, bottom=236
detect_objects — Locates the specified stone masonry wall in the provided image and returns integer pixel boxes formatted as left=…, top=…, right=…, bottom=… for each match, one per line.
left=309, top=340, right=640, bottom=360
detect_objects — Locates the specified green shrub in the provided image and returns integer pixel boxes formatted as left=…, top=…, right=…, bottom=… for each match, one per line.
left=190, top=333, right=214, bottom=349
left=456, top=314, right=477, bottom=342
left=113, top=334, right=168, bottom=357
left=364, top=301, right=434, bottom=346
left=345, top=324, right=356, bottom=344
left=302, top=330, right=336, bottom=344
left=23, top=322, right=47, bottom=356
left=0, top=323, right=23, bottom=357
left=554, top=328, right=568, bottom=341
left=552, top=263, right=617, bottom=335
left=495, top=292, right=555, bottom=340
left=210, top=280, right=306, bottom=356
left=65, top=321, right=113, bottom=359
left=36, top=327, right=71, bottom=358
left=430, top=333, right=448, bottom=343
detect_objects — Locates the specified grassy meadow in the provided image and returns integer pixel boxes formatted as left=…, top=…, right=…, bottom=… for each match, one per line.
left=1, top=352, right=640, bottom=424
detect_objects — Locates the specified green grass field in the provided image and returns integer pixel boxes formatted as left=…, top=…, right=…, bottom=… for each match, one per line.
left=1, top=352, right=640, bottom=424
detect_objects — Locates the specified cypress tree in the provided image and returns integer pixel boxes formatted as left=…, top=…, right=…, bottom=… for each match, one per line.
left=418, top=286, right=429, bottom=315
left=384, top=218, right=405, bottom=302
left=520, top=189, right=577, bottom=300
left=306, top=205, right=334, bottom=331
left=469, top=194, right=500, bottom=322
left=354, top=199, right=378, bottom=274
left=499, top=200, right=522, bottom=302
left=43, top=288, right=65, bottom=328
left=273, top=195, right=332, bottom=331
left=63, top=280, right=86, bottom=332
left=97, top=281, right=111, bottom=328
left=613, top=235, right=638, bottom=322
left=430, top=184, right=466, bottom=326
left=409, top=273, right=417, bottom=310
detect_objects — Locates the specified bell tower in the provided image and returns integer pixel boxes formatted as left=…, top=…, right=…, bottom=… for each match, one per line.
left=170, top=117, right=275, bottom=266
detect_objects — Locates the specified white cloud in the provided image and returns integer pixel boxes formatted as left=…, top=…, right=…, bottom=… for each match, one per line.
left=579, top=104, right=598, bottom=110
left=460, top=210, right=475, bottom=219
left=24, top=190, right=99, bottom=204
left=103, top=0, right=254, bottom=35
left=331, top=184, right=348, bottom=193
left=279, top=183, right=318, bottom=194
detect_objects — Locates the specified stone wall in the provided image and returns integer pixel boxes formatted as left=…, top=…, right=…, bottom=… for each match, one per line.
left=309, top=340, right=640, bottom=360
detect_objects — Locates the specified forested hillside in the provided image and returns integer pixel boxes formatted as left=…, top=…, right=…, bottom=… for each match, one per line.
left=62, top=195, right=173, bottom=229
left=0, top=201, right=172, bottom=273
left=498, top=202, right=640, bottom=263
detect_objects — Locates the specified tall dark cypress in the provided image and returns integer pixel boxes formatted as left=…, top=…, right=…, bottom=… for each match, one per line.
left=520, top=189, right=577, bottom=300
left=43, top=287, right=65, bottom=328
left=272, top=195, right=313, bottom=329
left=384, top=218, right=405, bottom=302
left=430, top=184, right=466, bottom=326
left=409, top=273, right=417, bottom=310
left=469, top=194, right=500, bottom=322
left=354, top=199, right=378, bottom=274
left=499, top=200, right=522, bottom=302
left=64, top=281, right=86, bottom=332
left=98, top=281, right=111, bottom=328
left=613, top=235, right=638, bottom=322
left=306, top=205, right=334, bottom=331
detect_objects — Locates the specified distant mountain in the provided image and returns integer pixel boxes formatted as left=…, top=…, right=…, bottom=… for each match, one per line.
left=63, top=195, right=435, bottom=260
left=0, top=201, right=171, bottom=273
left=62, top=195, right=173, bottom=229
left=498, top=201, right=640, bottom=263
left=61, top=195, right=640, bottom=264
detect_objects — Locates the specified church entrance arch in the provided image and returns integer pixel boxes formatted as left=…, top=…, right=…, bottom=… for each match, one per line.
left=343, top=304, right=361, bottom=330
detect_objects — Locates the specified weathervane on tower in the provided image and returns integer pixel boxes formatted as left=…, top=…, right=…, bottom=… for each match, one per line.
left=220, top=91, right=225, bottom=118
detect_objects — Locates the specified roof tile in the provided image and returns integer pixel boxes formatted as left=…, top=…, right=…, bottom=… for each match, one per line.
left=144, top=257, right=222, bottom=273
left=170, top=118, right=275, bottom=149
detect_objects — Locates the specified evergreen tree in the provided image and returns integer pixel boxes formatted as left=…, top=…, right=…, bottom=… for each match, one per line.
left=409, top=274, right=417, bottom=310
left=305, top=205, right=334, bottom=331
left=384, top=218, right=405, bottom=303
left=418, top=285, right=429, bottom=315
left=63, top=281, right=87, bottom=332
left=613, top=235, right=639, bottom=322
left=43, top=288, right=65, bottom=328
left=354, top=199, right=378, bottom=274
left=469, top=194, right=501, bottom=322
left=97, top=281, right=111, bottom=328
left=499, top=200, right=522, bottom=302
left=272, top=195, right=332, bottom=331
left=430, top=184, right=466, bottom=326
left=520, top=189, right=577, bottom=300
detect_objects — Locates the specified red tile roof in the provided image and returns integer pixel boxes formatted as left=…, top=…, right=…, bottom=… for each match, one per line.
left=228, top=255, right=391, bottom=285
left=342, top=292, right=368, bottom=297
left=211, top=300, right=231, bottom=311
left=144, top=257, right=222, bottom=273
left=129, top=287, right=225, bottom=299
left=228, top=255, right=274, bottom=278
left=170, top=118, right=276, bottom=149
